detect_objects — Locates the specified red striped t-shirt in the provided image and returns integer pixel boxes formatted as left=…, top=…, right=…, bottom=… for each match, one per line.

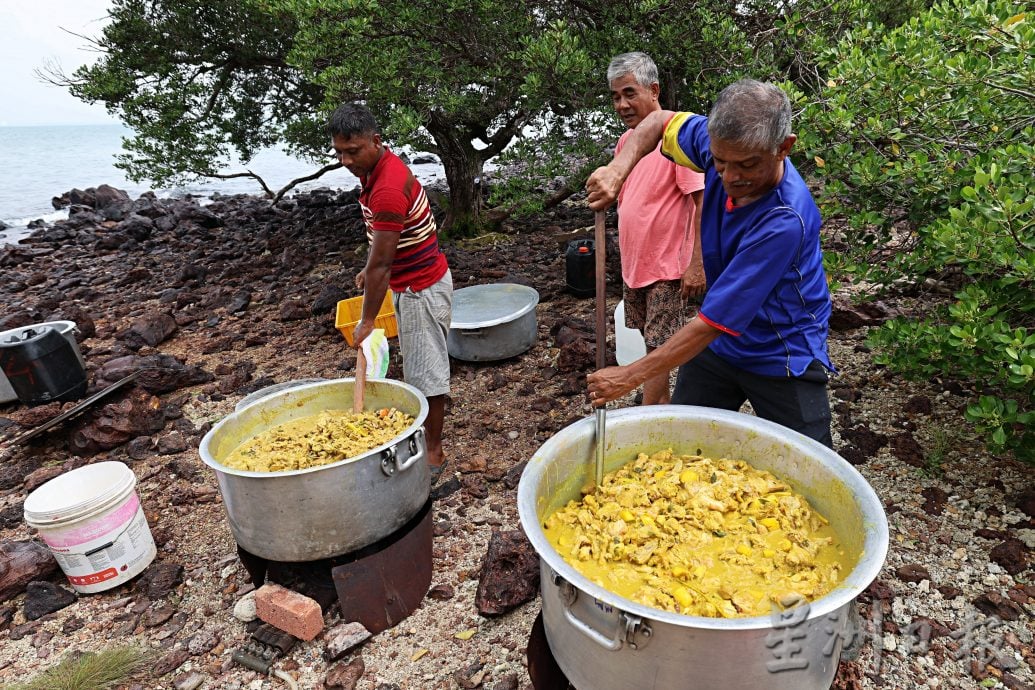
left=359, top=148, right=448, bottom=292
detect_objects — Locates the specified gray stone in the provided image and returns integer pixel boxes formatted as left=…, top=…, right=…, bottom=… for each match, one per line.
left=324, top=621, right=372, bottom=661
left=172, top=672, right=205, bottom=690
left=233, top=591, right=257, bottom=622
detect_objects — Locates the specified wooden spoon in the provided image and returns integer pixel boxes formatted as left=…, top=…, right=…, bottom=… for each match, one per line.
left=354, top=346, right=366, bottom=413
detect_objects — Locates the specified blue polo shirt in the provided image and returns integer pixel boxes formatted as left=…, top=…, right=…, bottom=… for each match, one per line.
left=661, top=113, right=833, bottom=377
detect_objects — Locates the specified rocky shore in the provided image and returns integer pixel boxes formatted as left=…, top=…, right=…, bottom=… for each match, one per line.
left=0, top=184, right=1031, bottom=689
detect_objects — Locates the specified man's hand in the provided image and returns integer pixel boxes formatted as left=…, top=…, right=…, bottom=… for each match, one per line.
left=680, top=263, right=706, bottom=300
left=586, top=166, right=624, bottom=212
left=587, top=365, right=638, bottom=406
left=352, top=318, right=374, bottom=350
left=354, top=269, right=367, bottom=291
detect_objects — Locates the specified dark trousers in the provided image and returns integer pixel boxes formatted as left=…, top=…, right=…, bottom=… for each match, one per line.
left=672, top=348, right=834, bottom=448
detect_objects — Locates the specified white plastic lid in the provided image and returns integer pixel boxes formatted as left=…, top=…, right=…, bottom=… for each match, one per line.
left=24, top=461, right=136, bottom=526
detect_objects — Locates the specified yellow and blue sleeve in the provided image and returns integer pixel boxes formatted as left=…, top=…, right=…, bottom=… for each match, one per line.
left=661, top=112, right=705, bottom=173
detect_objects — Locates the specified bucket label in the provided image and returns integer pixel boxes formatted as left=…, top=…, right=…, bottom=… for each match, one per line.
left=40, top=493, right=141, bottom=550
left=67, top=568, right=119, bottom=588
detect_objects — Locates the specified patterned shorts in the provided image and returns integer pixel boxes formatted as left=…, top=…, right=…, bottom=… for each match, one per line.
left=623, top=279, right=695, bottom=349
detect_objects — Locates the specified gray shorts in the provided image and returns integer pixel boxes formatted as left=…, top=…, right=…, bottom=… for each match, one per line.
left=392, top=270, right=452, bottom=397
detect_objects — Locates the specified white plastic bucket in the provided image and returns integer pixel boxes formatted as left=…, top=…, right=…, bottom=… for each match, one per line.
left=614, top=300, right=647, bottom=366
left=23, top=461, right=157, bottom=594
left=0, top=320, right=84, bottom=403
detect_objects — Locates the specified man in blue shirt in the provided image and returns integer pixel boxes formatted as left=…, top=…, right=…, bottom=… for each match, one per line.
left=586, top=79, right=834, bottom=447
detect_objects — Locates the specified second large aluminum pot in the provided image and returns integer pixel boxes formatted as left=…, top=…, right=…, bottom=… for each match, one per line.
left=200, top=378, right=429, bottom=561
left=518, top=406, right=889, bottom=690
left=447, top=283, right=539, bottom=361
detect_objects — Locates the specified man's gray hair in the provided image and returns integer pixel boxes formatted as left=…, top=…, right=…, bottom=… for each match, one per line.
left=606, top=52, right=658, bottom=88
left=707, top=79, right=792, bottom=153
left=326, top=102, right=380, bottom=139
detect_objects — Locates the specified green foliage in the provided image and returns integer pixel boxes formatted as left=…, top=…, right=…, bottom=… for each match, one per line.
left=69, top=0, right=322, bottom=191
left=2, top=647, right=151, bottom=690
left=797, top=1, right=1034, bottom=462
left=66, top=0, right=906, bottom=231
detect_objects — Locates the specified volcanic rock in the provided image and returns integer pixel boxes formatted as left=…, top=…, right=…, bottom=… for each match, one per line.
left=95, top=354, right=213, bottom=394
left=890, top=431, right=925, bottom=468
left=122, top=312, right=178, bottom=349
left=1017, top=489, right=1035, bottom=519
left=475, top=530, right=540, bottom=615
left=556, top=337, right=594, bottom=372
left=117, top=213, right=155, bottom=241
left=828, top=297, right=891, bottom=330
left=0, top=541, right=59, bottom=603
left=989, top=539, right=1029, bottom=576
left=0, top=606, right=13, bottom=630
left=920, top=486, right=949, bottom=515
left=462, top=474, right=489, bottom=500
left=312, top=284, right=350, bottom=316
left=173, top=203, right=222, bottom=229
left=972, top=591, right=1023, bottom=621
left=68, top=388, right=166, bottom=454
left=427, top=584, right=455, bottom=601
left=153, top=648, right=190, bottom=677
left=227, top=289, right=252, bottom=314
left=839, top=425, right=888, bottom=466
left=3, top=401, right=64, bottom=428
left=279, top=299, right=310, bottom=321
left=896, top=563, right=930, bottom=583
left=141, top=602, right=176, bottom=628
left=325, top=657, right=365, bottom=689
left=23, top=581, right=77, bottom=620
left=94, top=184, right=131, bottom=212
left=138, top=562, right=184, bottom=600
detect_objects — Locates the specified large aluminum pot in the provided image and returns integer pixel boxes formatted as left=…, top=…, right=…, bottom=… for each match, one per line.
left=200, top=378, right=429, bottom=561
left=518, top=406, right=888, bottom=690
left=447, top=283, right=539, bottom=362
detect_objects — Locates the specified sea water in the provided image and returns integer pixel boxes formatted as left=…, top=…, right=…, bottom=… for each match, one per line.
left=0, top=123, right=444, bottom=244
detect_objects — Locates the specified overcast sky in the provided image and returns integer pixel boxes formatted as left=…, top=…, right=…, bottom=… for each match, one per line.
left=0, top=1, right=115, bottom=127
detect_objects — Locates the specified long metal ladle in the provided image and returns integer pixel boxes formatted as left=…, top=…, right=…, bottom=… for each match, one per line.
left=593, top=210, right=607, bottom=487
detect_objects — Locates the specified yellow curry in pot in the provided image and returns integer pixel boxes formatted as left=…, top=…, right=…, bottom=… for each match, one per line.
left=543, top=449, right=849, bottom=617
left=222, top=408, right=414, bottom=472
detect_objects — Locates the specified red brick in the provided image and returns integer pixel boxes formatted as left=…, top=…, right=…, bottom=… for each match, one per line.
left=254, top=583, right=324, bottom=641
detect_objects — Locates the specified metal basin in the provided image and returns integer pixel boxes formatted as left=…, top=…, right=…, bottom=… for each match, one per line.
left=518, top=406, right=889, bottom=690
left=199, top=378, right=429, bottom=561
left=448, top=283, right=539, bottom=361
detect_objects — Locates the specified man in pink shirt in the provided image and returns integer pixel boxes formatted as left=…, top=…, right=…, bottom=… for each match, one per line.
left=608, top=52, right=706, bottom=404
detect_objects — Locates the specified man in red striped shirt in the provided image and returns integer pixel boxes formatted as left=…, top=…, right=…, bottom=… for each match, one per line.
left=329, top=103, right=452, bottom=473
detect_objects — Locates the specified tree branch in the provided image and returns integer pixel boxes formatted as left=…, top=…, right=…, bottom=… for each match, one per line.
left=978, top=79, right=1035, bottom=101
left=209, top=170, right=275, bottom=198
left=270, top=163, right=343, bottom=205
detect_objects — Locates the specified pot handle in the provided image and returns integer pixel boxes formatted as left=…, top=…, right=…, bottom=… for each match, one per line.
left=552, top=573, right=651, bottom=652
left=457, top=328, right=485, bottom=337
left=384, top=427, right=426, bottom=475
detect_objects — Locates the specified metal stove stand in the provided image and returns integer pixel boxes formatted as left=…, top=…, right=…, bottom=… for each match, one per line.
left=527, top=610, right=574, bottom=690
left=236, top=499, right=433, bottom=634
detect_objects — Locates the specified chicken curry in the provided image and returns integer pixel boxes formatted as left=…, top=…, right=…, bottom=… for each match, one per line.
left=222, top=407, right=414, bottom=472
left=543, top=449, right=849, bottom=617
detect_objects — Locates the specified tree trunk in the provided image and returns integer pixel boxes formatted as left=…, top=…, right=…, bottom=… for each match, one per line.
left=426, top=122, right=487, bottom=237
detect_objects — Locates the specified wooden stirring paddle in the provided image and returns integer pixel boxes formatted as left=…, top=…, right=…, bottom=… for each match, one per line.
left=354, top=346, right=366, bottom=413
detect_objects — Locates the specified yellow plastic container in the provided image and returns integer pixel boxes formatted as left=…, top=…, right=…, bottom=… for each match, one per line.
left=335, top=293, right=398, bottom=346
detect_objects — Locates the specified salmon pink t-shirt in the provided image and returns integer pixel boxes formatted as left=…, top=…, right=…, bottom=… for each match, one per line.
left=616, top=129, right=705, bottom=288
